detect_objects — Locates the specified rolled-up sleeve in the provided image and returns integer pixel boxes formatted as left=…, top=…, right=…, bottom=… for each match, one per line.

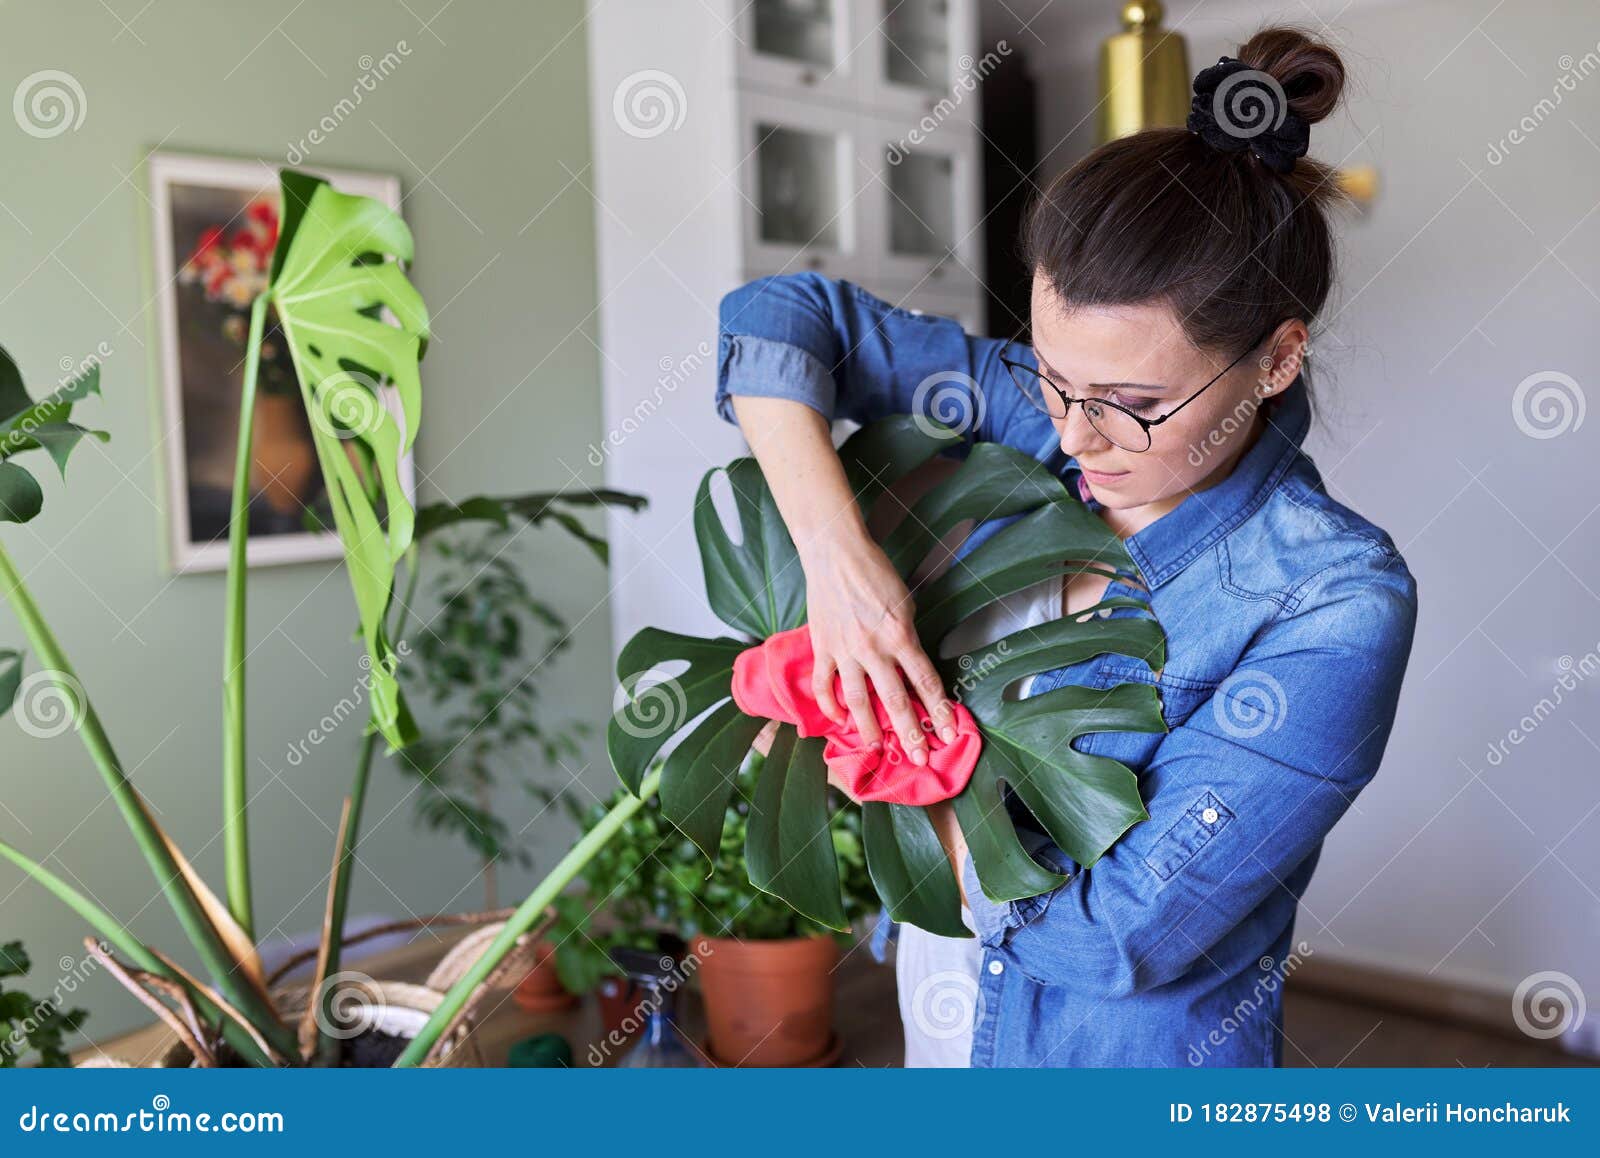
left=716, top=272, right=1031, bottom=444
left=961, top=546, right=1419, bottom=998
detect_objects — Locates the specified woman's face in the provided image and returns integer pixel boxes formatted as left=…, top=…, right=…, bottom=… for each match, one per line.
left=1028, top=275, right=1306, bottom=514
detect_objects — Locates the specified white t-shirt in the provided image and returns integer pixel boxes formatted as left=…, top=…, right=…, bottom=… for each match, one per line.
left=897, top=573, right=1066, bottom=1067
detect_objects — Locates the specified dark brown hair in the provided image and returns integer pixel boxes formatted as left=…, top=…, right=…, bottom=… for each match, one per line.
left=1022, top=27, right=1347, bottom=364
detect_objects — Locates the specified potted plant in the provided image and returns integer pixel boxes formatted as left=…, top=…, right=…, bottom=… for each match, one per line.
left=669, top=750, right=876, bottom=1067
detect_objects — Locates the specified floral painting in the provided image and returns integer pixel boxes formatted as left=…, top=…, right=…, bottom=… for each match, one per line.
left=148, top=153, right=410, bottom=571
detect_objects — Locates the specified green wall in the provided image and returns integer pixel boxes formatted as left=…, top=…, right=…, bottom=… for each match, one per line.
left=0, top=0, right=612, bottom=1044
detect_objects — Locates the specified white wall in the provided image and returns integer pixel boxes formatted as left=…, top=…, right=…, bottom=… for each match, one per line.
left=587, top=0, right=750, bottom=658
left=1001, top=0, right=1600, bottom=1049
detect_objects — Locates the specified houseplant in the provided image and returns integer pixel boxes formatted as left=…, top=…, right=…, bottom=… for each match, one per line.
left=0, top=940, right=88, bottom=1068
left=675, top=747, right=876, bottom=1067
left=397, top=414, right=1169, bottom=1065
left=396, top=501, right=644, bottom=911
left=0, top=171, right=455, bottom=1066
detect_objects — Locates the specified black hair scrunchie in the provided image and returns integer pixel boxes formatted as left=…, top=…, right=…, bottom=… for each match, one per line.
left=1186, top=56, right=1310, bottom=175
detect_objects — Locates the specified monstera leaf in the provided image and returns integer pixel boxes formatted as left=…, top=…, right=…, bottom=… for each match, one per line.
left=0, top=345, right=105, bottom=524
left=610, top=416, right=1168, bottom=937
left=268, top=170, right=428, bottom=749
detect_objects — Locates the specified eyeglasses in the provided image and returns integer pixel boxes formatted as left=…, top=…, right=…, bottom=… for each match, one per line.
left=998, top=327, right=1277, bottom=453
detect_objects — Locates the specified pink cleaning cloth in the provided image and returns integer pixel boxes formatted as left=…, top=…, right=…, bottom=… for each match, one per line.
left=730, top=624, right=982, bottom=807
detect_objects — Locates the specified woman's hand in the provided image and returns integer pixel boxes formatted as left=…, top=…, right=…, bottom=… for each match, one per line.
left=800, top=528, right=958, bottom=768
left=731, top=394, right=959, bottom=770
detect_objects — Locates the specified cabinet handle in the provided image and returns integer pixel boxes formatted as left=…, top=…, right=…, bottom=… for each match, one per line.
left=806, top=254, right=826, bottom=271
left=800, top=70, right=817, bottom=86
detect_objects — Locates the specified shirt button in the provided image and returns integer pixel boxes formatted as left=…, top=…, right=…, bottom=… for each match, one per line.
left=988, top=959, right=1004, bottom=976
left=1201, top=807, right=1219, bottom=825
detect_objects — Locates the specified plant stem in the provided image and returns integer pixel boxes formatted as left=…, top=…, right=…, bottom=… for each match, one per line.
left=0, top=539, right=299, bottom=1061
left=221, top=292, right=270, bottom=940
left=394, top=768, right=661, bottom=1067
left=311, top=555, right=421, bottom=1064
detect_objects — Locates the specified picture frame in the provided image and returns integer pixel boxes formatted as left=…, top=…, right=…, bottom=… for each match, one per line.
left=147, top=151, right=416, bottom=572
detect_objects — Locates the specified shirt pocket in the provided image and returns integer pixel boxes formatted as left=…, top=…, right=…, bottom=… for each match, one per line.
left=1095, top=658, right=1219, bottom=729
left=1142, top=790, right=1236, bottom=882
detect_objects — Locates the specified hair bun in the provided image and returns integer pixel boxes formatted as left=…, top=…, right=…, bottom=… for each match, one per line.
left=1185, top=27, right=1346, bottom=174
left=1237, top=26, right=1346, bottom=126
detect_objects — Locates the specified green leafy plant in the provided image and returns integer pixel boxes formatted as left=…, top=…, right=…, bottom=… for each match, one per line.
left=0, top=941, right=88, bottom=1068
left=398, top=498, right=645, bottom=908
left=1, top=171, right=425, bottom=1066
left=398, top=415, right=1168, bottom=1065
left=0, top=170, right=650, bottom=1067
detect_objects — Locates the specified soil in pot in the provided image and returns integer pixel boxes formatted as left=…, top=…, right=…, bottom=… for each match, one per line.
left=691, top=933, right=838, bottom=1067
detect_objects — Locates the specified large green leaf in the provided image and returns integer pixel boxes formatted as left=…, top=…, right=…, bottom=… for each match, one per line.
left=695, top=458, right=806, bottom=639
left=607, top=627, right=746, bottom=794
left=660, top=699, right=767, bottom=862
left=268, top=171, right=428, bottom=749
left=862, top=800, right=969, bottom=938
left=608, top=415, right=1169, bottom=933
left=745, top=727, right=846, bottom=930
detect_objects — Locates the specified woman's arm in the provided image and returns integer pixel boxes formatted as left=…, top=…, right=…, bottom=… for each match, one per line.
left=730, top=394, right=958, bottom=760
left=717, top=272, right=1029, bottom=439
left=952, top=549, right=1418, bottom=994
left=717, top=273, right=1032, bottom=762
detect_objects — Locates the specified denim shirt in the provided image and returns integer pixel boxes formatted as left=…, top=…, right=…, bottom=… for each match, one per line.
left=715, top=273, right=1419, bottom=1068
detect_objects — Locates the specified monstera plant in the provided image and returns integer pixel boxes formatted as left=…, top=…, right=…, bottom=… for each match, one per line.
left=397, top=415, right=1167, bottom=1064
left=0, top=169, right=428, bottom=1066
left=608, top=417, right=1169, bottom=934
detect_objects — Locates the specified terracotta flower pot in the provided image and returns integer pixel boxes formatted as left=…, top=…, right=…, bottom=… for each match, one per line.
left=512, top=939, right=579, bottom=1014
left=691, top=933, right=837, bottom=1067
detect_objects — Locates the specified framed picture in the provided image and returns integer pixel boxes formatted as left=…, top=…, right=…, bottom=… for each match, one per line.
left=147, top=151, right=416, bottom=572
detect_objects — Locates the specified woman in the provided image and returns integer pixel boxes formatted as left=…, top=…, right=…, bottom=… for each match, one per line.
left=716, top=28, right=1417, bottom=1067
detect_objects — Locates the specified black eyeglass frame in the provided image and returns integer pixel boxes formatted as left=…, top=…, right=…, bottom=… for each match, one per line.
left=997, top=325, right=1280, bottom=452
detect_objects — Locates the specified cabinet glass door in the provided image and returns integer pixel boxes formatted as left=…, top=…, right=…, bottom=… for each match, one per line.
left=883, top=0, right=951, bottom=92
left=757, top=124, right=842, bottom=250
left=753, top=0, right=835, bottom=68
left=887, top=151, right=955, bottom=258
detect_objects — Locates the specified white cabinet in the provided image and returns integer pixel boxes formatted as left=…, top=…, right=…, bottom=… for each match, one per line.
left=736, top=1, right=860, bottom=106
left=738, top=90, right=866, bottom=280
left=733, top=0, right=983, bottom=320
